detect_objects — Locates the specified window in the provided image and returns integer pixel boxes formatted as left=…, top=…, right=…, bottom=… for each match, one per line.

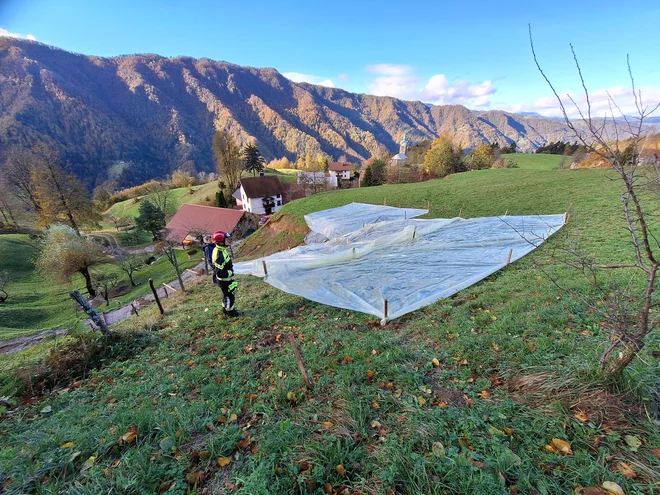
left=276, top=200, right=282, bottom=206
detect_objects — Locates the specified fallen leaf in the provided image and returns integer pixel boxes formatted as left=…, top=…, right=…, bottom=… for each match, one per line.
left=615, top=462, right=636, bottom=479
left=371, top=401, right=380, bottom=409
left=582, top=488, right=604, bottom=495
left=229, top=413, right=238, bottom=421
left=601, top=481, right=625, bottom=495
left=217, top=456, right=232, bottom=467
left=336, top=464, right=345, bottom=476
left=80, top=455, right=96, bottom=474
left=40, top=405, right=52, bottom=414
left=324, top=482, right=333, bottom=494
left=432, top=358, right=441, bottom=367
left=417, top=396, right=427, bottom=406
left=460, top=359, right=468, bottom=366
left=503, top=427, right=514, bottom=436
left=277, top=370, right=287, bottom=378
left=60, top=442, right=75, bottom=449
left=489, top=426, right=506, bottom=437
left=119, top=429, right=137, bottom=445
left=549, top=438, right=572, bottom=455
left=366, top=370, right=376, bottom=381
left=468, top=458, right=485, bottom=469
left=322, top=421, right=334, bottom=429
left=574, top=412, right=590, bottom=423
left=286, top=392, right=297, bottom=404
left=69, top=451, right=82, bottom=463
left=651, top=448, right=660, bottom=458
left=431, top=442, right=445, bottom=457
left=185, top=471, right=204, bottom=485
left=459, top=438, right=474, bottom=450
left=478, top=390, right=491, bottom=399
left=624, top=434, right=641, bottom=452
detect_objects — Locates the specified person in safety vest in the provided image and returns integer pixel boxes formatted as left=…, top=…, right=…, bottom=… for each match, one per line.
left=211, top=230, right=242, bottom=317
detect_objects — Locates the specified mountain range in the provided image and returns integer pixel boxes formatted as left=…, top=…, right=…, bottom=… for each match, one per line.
left=1, top=37, right=584, bottom=189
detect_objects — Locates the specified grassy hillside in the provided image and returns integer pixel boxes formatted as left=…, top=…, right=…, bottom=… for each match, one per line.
left=104, top=171, right=297, bottom=224
left=0, top=235, right=199, bottom=340
left=1, top=155, right=658, bottom=493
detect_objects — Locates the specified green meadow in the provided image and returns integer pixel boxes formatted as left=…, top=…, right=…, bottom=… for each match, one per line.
left=0, top=154, right=658, bottom=494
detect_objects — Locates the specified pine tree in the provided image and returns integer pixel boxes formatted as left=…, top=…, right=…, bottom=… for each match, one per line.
left=242, top=143, right=265, bottom=176
left=135, top=201, right=166, bottom=241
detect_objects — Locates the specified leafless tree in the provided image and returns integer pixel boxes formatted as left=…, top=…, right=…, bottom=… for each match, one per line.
left=530, top=27, right=659, bottom=378
left=116, top=253, right=144, bottom=287
left=2, top=148, right=42, bottom=213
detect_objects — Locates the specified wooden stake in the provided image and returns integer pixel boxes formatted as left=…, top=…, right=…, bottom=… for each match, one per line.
left=564, top=213, right=571, bottom=225
left=149, top=278, right=165, bottom=315
left=185, top=268, right=200, bottom=276
left=427, top=200, right=430, bottom=211
left=504, top=209, right=508, bottom=216
left=384, top=299, right=388, bottom=319
left=459, top=208, right=463, bottom=218
left=163, top=282, right=177, bottom=293
left=384, top=198, right=387, bottom=206
left=262, top=260, right=268, bottom=277
left=352, top=247, right=356, bottom=259
left=288, top=333, right=312, bottom=389
left=69, top=290, right=111, bottom=336
left=131, top=303, right=139, bottom=316
left=412, top=227, right=417, bottom=240
left=506, top=249, right=513, bottom=266
left=404, top=210, right=407, bottom=219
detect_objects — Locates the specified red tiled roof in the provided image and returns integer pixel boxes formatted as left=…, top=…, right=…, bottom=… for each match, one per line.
left=328, top=162, right=353, bottom=172
left=239, top=176, right=284, bottom=198
left=164, top=204, right=244, bottom=243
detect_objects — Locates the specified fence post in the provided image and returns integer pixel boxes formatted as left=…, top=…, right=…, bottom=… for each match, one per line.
left=149, top=278, right=165, bottom=315
left=69, top=290, right=111, bottom=336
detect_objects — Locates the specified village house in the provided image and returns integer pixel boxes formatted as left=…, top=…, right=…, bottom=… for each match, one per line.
left=163, top=204, right=250, bottom=246
left=233, top=175, right=285, bottom=215
left=297, top=171, right=338, bottom=188
left=328, top=162, right=353, bottom=181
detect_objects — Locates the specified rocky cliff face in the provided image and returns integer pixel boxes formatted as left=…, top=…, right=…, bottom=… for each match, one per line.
left=1, top=38, right=580, bottom=188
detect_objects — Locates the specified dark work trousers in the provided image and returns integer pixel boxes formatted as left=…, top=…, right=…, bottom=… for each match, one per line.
left=217, top=279, right=238, bottom=311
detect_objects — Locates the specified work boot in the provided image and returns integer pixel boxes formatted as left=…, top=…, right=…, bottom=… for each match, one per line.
left=225, top=309, right=243, bottom=318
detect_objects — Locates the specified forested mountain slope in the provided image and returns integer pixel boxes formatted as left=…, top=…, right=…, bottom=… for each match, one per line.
left=1, top=38, right=581, bottom=188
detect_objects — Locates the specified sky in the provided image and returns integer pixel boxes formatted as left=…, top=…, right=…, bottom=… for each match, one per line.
left=1, top=0, right=659, bottom=118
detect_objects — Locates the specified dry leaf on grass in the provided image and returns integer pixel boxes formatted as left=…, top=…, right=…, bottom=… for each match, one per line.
left=217, top=456, right=232, bottom=467
left=545, top=438, right=572, bottom=455
left=336, top=464, right=345, bottom=476
left=574, top=411, right=590, bottom=423
left=322, top=421, right=334, bottom=429
left=615, top=462, right=636, bottom=479
left=624, top=435, right=641, bottom=452
left=432, top=358, right=441, bottom=367
left=601, top=481, right=625, bottom=495
left=119, top=427, right=138, bottom=445
left=60, top=442, right=74, bottom=449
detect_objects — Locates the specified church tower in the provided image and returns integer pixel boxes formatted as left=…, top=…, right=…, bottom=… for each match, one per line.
left=391, top=131, right=410, bottom=166
left=399, top=131, right=409, bottom=155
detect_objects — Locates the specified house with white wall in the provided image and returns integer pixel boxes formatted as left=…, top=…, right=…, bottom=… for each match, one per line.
left=297, top=171, right=338, bottom=188
left=233, top=176, right=285, bottom=215
left=328, top=162, right=353, bottom=181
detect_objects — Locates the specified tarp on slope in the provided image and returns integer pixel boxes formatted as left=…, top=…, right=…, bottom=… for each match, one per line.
left=234, top=203, right=565, bottom=323
left=304, top=203, right=429, bottom=243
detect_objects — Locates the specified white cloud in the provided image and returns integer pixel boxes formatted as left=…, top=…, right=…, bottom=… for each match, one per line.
left=505, top=84, right=660, bottom=119
left=366, top=64, right=414, bottom=76
left=366, top=64, right=496, bottom=107
left=0, top=27, right=37, bottom=41
left=283, top=72, right=335, bottom=88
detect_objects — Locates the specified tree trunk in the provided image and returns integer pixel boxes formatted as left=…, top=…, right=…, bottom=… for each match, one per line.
left=128, top=272, right=137, bottom=286
left=80, top=266, right=96, bottom=298
left=601, top=335, right=643, bottom=378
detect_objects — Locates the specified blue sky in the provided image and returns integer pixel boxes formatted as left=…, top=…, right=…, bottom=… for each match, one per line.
left=2, top=0, right=659, bottom=117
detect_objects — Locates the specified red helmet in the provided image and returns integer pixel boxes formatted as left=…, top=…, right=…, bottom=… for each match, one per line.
left=212, top=231, right=230, bottom=243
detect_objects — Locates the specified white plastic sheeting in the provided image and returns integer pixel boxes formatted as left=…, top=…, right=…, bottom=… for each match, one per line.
left=304, top=203, right=429, bottom=243
left=234, top=203, right=565, bottom=323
